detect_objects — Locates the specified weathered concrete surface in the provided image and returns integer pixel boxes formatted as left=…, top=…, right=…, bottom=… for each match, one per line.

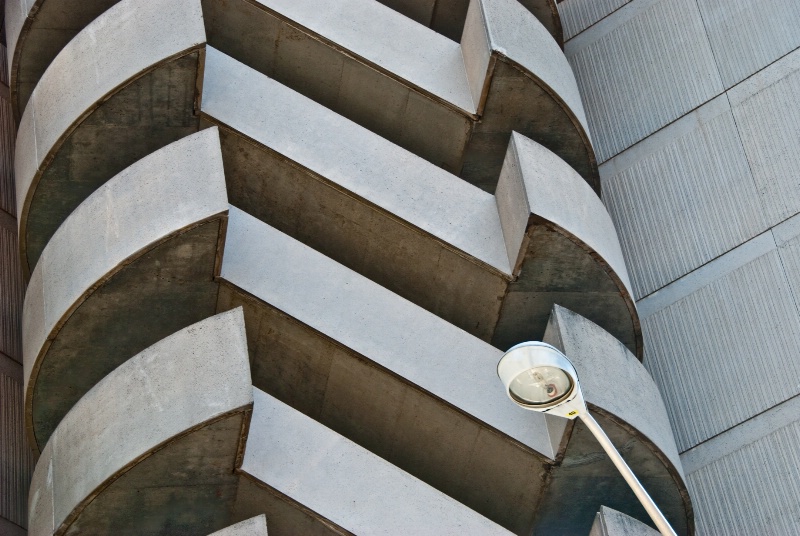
left=242, top=389, right=513, bottom=536
left=203, top=48, right=639, bottom=356
left=23, top=128, right=227, bottom=451
left=27, top=309, right=253, bottom=536
left=14, top=0, right=205, bottom=275
left=589, top=506, right=660, bottom=536
left=375, top=0, right=562, bottom=45
left=493, top=133, right=638, bottom=356
left=538, top=305, right=691, bottom=535
left=219, top=206, right=558, bottom=534
left=201, top=0, right=596, bottom=191
left=208, top=515, right=268, bottom=536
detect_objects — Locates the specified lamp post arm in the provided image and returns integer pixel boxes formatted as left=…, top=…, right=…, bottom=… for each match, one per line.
left=578, top=411, right=678, bottom=536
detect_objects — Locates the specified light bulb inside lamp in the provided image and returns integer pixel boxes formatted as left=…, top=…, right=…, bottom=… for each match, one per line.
left=508, top=365, right=573, bottom=407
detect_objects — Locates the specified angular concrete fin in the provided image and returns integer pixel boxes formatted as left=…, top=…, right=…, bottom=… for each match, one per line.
left=589, top=506, right=660, bottom=536
left=209, top=515, right=268, bottom=536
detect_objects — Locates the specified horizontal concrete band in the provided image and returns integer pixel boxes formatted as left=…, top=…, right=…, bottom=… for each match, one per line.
left=12, top=0, right=595, bottom=276
left=374, top=0, right=562, bottom=44
left=28, top=309, right=513, bottom=535
left=13, top=2, right=637, bottom=355
left=18, top=127, right=681, bottom=532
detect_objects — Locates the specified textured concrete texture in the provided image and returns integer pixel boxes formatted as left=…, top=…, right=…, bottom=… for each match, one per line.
left=375, top=0, right=562, bottom=44
left=201, top=0, right=596, bottom=191
left=208, top=515, right=267, bottom=536
left=540, top=305, right=690, bottom=535
left=23, top=128, right=228, bottom=451
left=202, top=47, right=639, bottom=356
left=27, top=309, right=253, bottom=536
left=14, top=0, right=205, bottom=276
left=589, top=506, right=659, bottom=536
left=243, top=389, right=513, bottom=536
left=565, top=0, right=723, bottom=162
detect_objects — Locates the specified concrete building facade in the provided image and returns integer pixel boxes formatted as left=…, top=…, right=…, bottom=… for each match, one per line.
left=0, top=0, right=796, bottom=535
left=559, top=0, right=800, bottom=534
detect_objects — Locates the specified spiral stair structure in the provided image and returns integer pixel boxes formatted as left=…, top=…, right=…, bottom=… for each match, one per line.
left=4, top=0, right=694, bottom=534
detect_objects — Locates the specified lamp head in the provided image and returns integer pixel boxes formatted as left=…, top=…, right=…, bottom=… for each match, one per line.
left=497, top=342, right=586, bottom=419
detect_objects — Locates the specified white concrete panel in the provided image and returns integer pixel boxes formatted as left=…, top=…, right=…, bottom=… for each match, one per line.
left=22, top=129, right=227, bottom=395
left=482, top=0, right=590, bottom=136
left=566, top=0, right=723, bottom=162
left=243, top=389, right=512, bottom=536
left=685, top=407, right=800, bottom=535
left=33, top=309, right=252, bottom=532
left=642, top=245, right=800, bottom=450
left=254, top=0, right=475, bottom=112
left=602, top=95, right=766, bottom=298
left=558, top=0, right=628, bottom=41
left=221, top=207, right=559, bottom=459
left=698, top=0, right=800, bottom=88
left=202, top=48, right=510, bottom=273
left=730, top=48, right=800, bottom=227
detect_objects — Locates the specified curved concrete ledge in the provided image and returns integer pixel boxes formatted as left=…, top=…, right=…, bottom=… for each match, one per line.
left=203, top=48, right=639, bottom=356
left=374, top=0, right=562, bottom=45
left=23, top=128, right=228, bottom=451
left=14, top=0, right=206, bottom=276
left=27, top=309, right=253, bottom=536
left=493, top=133, right=640, bottom=356
left=201, top=0, right=596, bottom=191
left=541, top=305, right=692, bottom=535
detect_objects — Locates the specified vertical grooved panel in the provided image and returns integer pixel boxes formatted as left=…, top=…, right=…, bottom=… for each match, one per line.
left=642, top=250, right=800, bottom=450
left=698, top=0, right=800, bottom=88
left=603, top=107, right=766, bottom=298
left=732, top=57, right=800, bottom=227
left=0, top=97, right=16, bottom=217
left=0, top=226, right=22, bottom=361
left=688, top=418, right=800, bottom=535
left=567, top=0, right=723, bottom=162
left=558, top=0, right=628, bottom=40
left=0, top=366, right=33, bottom=527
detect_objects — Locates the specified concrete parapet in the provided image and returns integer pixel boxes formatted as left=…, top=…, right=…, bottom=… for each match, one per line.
left=27, top=308, right=253, bottom=536
left=23, top=128, right=227, bottom=451
left=201, top=0, right=596, bottom=191
left=14, top=0, right=206, bottom=275
left=202, top=48, right=638, bottom=356
left=540, top=305, right=691, bottom=535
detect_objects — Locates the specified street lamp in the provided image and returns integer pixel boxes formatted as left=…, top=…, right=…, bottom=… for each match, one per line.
left=497, top=341, right=678, bottom=536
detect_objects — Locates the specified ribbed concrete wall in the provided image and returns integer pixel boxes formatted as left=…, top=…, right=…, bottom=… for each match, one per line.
left=562, top=0, right=800, bottom=532
left=0, top=8, right=34, bottom=531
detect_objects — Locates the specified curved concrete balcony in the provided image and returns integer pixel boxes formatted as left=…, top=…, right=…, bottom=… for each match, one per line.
left=202, top=0, right=596, bottom=192
left=9, top=0, right=590, bottom=193
left=27, top=309, right=515, bottom=535
left=541, top=305, right=692, bottom=536
left=28, top=309, right=254, bottom=536
left=14, top=1, right=634, bottom=356
left=22, top=128, right=227, bottom=450
left=202, top=47, right=639, bottom=357
left=374, top=0, right=562, bottom=44
left=13, top=0, right=206, bottom=276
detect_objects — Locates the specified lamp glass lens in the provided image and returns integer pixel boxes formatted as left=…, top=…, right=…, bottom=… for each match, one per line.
left=509, top=366, right=572, bottom=406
